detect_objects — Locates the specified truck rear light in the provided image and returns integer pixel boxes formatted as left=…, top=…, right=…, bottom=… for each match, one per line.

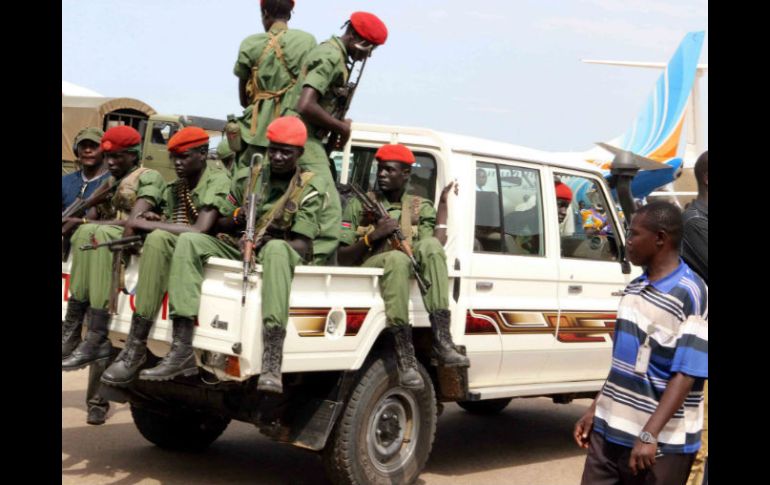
left=225, top=356, right=240, bottom=377
left=345, top=309, right=368, bottom=335
left=466, top=311, right=498, bottom=334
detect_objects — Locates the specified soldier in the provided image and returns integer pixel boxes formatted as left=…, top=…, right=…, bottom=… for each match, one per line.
left=293, top=11, right=388, bottom=178
left=213, top=116, right=338, bottom=394
left=62, top=127, right=110, bottom=213
left=232, top=0, right=316, bottom=170
left=98, top=127, right=232, bottom=385
left=216, top=138, right=237, bottom=175
left=61, top=125, right=166, bottom=424
left=337, top=144, right=469, bottom=390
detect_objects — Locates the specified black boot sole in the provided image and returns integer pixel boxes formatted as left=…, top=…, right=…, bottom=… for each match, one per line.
left=61, top=355, right=111, bottom=372
left=138, top=367, right=199, bottom=382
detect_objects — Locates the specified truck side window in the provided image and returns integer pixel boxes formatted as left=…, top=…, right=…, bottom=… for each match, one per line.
left=474, top=162, right=543, bottom=256
left=554, top=174, right=621, bottom=262
left=340, top=147, right=437, bottom=202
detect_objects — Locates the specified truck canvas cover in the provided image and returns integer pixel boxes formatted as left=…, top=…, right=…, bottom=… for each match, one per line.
left=62, top=95, right=156, bottom=162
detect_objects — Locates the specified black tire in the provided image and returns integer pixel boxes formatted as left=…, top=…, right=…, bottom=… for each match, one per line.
left=457, top=398, right=512, bottom=415
left=130, top=403, right=230, bottom=452
left=322, top=356, right=437, bottom=485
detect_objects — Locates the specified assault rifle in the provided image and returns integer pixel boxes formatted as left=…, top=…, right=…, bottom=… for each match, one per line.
left=80, top=234, right=144, bottom=314
left=62, top=178, right=117, bottom=222
left=241, top=152, right=266, bottom=306
left=349, top=184, right=431, bottom=295
left=318, top=55, right=370, bottom=181
left=79, top=234, right=144, bottom=252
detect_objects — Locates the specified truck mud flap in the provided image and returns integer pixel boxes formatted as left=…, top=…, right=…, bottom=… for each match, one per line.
left=259, top=398, right=343, bottom=451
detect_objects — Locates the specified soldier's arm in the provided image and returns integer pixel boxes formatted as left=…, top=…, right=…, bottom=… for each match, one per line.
left=295, top=87, right=351, bottom=138
left=239, top=78, right=249, bottom=109
left=127, top=207, right=220, bottom=236
left=433, top=181, right=457, bottom=244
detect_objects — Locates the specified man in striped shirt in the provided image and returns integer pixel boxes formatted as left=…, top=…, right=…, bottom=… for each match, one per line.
left=575, top=201, right=708, bottom=484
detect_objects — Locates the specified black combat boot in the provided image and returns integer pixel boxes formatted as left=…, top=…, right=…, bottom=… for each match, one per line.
left=390, top=326, right=425, bottom=390
left=138, top=317, right=198, bottom=381
left=62, top=298, right=89, bottom=359
left=62, top=308, right=113, bottom=371
left=257, top=326, right=287, bottom=394
left=101, top=314, right=154, bottom=387
left=430, top=309, right=470, bottom=367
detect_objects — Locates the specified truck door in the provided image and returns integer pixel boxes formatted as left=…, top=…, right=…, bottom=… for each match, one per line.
left=469, top=159, right=559, bottom=386
left=546, top=170, right=634, bottom=382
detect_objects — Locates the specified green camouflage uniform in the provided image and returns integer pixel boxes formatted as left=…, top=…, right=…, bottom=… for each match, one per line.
left=340, top=192, right=449, bottom=328
left=69, top=167, right=166, bottom=309
left=279, top=36, right=350, bottom=263
left=132, top=167, right=231, bottom=320
left=233, top=21, right=316, bottom=169
left=216, top=164, right=338, bottom=329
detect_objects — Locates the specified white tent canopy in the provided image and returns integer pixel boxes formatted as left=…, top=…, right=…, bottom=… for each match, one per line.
left=62, top=80, right=104, bottom=97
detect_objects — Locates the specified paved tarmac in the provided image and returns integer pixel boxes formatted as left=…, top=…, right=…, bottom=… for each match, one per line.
left=63, top=368, right=592, bottom=484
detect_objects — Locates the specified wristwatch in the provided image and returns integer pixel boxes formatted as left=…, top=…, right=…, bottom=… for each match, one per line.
left=638, top=431, right=657, bottom=444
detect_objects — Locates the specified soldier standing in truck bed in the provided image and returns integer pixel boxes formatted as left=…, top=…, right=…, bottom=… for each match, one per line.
left=232, top=0, right=316, bottom=170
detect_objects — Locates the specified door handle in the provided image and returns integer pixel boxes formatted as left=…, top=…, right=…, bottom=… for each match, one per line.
left=568, top=285, right=583, bottom=294
left=476, top=281, right=494, bottom=290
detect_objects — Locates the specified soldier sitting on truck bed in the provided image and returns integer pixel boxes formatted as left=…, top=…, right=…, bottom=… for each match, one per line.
left=231, top=0, right=316, bottom=171
left=96, top=127, right=232, bottom=386
left=214, top=116, right=338, bottom=394
left=336, top=144, right=470, bottom=390
left=61, top=126, right=167, bottom=423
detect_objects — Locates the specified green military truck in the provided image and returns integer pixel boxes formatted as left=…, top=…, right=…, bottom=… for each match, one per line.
left=62, top=95, right=227, bottom=180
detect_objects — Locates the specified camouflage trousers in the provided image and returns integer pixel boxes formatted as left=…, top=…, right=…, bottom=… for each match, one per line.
left=362, top=237, right=449, bottom=327
left=69, top=224, right=124, bottom=310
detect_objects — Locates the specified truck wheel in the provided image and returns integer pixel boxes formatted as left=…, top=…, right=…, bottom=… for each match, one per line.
left=322, top=356, right=437, bottom=485
left=457, top=398, right=512, bottom=415
left=130, top=403, right=230, bottom=452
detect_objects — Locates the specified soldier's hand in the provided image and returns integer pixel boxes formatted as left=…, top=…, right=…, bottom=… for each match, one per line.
left=369, top=216, right=399, bottom=242
left=235, top=205, right=248, bottom=225
left=335, top=118, right=353, bottom=149
left=140, top=211, right=162, bottom=222
left=439, top=179, right=458, bottom=203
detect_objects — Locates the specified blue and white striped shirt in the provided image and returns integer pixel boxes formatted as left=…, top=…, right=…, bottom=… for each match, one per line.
left=594, top=260, right=708, bottom=454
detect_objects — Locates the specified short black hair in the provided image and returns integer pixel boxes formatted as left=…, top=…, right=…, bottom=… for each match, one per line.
left=694, top=150, right=708, bottom=189
left=262, top=0, right=293, bottom=19
left=634, top=201, right=683, bottom=248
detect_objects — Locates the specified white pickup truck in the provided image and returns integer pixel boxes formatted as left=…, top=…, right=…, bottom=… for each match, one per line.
left=62, top=123, right=639, bottom=485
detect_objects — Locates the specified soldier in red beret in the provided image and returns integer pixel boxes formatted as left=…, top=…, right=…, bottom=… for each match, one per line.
left=210, top=116, right=339, bottom=394
left=61, top=125, right=167, bottom=424
left=284, top=10, right=387, bottom=268
left=231, top=0, right=316, bottom=171
left=94, top=127, right=233, bottom=385
left=337, top=144, right=469, bottom=389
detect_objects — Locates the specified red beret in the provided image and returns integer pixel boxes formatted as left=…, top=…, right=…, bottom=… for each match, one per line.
left=555, top=182, right=573, bottom=202
left=266, top=116, right=307, bottom=147
left=101, top=125, right=142, bottom=153
left=350, top=12, right=388, bottom=46
left=167, top=126, right=209, bottom=155
left=375, top=144, right=415, bottom=165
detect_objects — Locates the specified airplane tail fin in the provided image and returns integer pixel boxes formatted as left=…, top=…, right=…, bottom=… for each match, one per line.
left=587, top=31, right=706, bottom=163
